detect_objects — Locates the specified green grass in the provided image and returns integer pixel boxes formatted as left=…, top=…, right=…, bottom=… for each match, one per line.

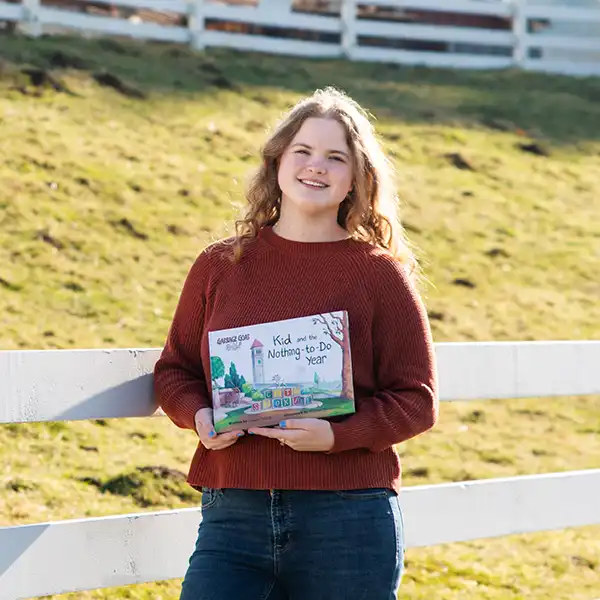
left=1, top=32, right=599, bottom=599
left=214, top=396, right=354, bottom=430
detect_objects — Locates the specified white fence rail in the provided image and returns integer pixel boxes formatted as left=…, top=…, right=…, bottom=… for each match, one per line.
left=2, top=0, right=600, bottom=77
left=1, top=341, right=600, bottom=599
left=2, top=341, right=600, bottom=424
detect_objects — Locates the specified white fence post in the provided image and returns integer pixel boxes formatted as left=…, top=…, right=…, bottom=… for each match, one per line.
left=188, top=0, right=205, bottom=50
left=512, top=0, right=527, bottom=67
left=21, top=0, right=42, bottom=37
left=341, top=0, right=357, bottom=60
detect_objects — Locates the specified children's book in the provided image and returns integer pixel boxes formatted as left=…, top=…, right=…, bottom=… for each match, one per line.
left=208, top=311, right=355, bottom=432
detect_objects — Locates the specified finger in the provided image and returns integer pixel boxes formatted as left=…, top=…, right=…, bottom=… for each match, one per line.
left=247, top=427, right=284, bottom=439
left=202, top=431, right=244, bottom=449
left=211, top=438, right=241, bottom=450
left=278, top=419, right=317, bottom=430
left=194, top=409, right=214, bottom=427
left=195, top=419, right=215, bottom=438
left=195, top=416, right=212, bottom=428
left=248, top=428, right=302, bottom=444
left=221, top=430, right=245, bottom=441
left=209, top=430, right=243, bottom=444
left=213, top=440, right=238, bottom=450
left=199, top=427, right=241, bottom=441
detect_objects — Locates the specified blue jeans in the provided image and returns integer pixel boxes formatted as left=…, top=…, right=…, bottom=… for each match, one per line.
left=180, top=488, right=404, bottom=600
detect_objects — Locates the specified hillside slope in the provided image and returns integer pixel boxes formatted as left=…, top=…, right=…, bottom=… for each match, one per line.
left=1, top=34, right=599, bottom=599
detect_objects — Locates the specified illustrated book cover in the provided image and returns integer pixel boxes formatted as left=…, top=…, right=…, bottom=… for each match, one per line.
left=208, top=311, right=355, bottom=432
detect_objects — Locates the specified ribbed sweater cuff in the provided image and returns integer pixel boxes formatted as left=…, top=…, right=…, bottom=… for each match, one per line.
left=329, top=420, right=372, bottom=453
left=167, top=394, right=208, bottom=432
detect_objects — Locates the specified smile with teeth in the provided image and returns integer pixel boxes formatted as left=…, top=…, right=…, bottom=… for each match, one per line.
left=299, top=179, right=328, bottom=189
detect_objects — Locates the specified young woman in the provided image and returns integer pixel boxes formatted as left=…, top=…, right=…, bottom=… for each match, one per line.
left=154, top=87, right=438, bottom=600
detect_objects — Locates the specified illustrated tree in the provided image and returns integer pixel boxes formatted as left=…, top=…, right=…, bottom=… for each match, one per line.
left=313, top=312, right=353, bottom=399
left=224, top=362, right=246, bottom=390
left=210, top=356, right=225, bottom=389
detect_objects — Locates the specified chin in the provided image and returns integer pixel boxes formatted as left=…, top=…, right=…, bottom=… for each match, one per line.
left=294, top=201, right=341, bottom=218
left=284, top=191, right=341, bottom=213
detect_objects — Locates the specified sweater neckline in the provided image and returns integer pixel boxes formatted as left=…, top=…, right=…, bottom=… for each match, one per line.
left=258, top=225, right=356, bottom=256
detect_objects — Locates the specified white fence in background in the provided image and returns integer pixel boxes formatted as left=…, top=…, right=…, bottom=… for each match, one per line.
left=1, top=341, right=600, bottom=599
left=1, top=0, right=599, bottom=77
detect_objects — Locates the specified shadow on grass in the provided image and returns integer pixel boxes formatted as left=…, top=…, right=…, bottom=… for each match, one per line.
left=1, top=32, right=600, bottom=146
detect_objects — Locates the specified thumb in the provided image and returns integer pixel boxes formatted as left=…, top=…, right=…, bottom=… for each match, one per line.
left=195, top=407, right=213, bottom=424
left=195, top=413, right=215, bottom=436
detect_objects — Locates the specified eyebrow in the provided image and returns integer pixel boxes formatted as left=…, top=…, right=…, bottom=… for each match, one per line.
left=291, top=143, right=350, bottom=159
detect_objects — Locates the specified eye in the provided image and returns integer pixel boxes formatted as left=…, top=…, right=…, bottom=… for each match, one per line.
left=295, top=149, right=309, bottom=155
left=330, top=155, right=345, bottom=162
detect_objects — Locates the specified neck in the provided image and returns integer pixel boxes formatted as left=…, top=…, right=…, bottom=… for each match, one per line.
left=274, top=207, right=349, bottom=243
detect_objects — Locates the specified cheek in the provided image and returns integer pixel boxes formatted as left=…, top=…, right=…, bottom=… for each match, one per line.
left=277, top=157, right=292, bottom=186
left=279, top=154, right=301, bottom=181
left=334, top=164, right=354, bottom=191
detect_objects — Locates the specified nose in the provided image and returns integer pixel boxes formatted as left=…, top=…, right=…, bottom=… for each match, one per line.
left=306, top=157, right=326, bottom=174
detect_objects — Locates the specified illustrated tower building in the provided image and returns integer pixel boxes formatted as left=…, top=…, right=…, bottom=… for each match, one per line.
left=251, top=339, right=265, bottom=384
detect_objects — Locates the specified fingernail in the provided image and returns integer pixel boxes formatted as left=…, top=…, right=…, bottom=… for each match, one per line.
left=248, top=431, right=255, bottom=435
left=279, top=421, right=286, bottom=428
left=208, top=430, right=216, bottom=438
left=237, top=432, right=244, bottom=437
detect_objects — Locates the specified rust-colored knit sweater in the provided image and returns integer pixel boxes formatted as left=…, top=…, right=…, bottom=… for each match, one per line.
left=154, top=226, right=438, bottom=493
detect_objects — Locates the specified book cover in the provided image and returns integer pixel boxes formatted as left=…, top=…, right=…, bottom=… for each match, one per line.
left=208, top=311, right=355, bottom=432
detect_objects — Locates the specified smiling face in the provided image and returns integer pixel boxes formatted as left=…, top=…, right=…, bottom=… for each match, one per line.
left=277, top=117, right=354, bottom=221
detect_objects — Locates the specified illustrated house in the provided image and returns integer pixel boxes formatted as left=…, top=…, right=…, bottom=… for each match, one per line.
left=219, top=388, right=241, bottom=408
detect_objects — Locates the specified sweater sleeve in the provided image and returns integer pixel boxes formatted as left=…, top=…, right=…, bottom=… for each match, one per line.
left=329, top=256, right=439, bottom=453
left=153, top=253, right=212, bottom=432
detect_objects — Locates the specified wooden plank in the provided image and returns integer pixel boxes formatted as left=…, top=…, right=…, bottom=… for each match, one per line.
left=402, top=469, right=600, bottom=547
left=514, top=340, right=600, bottom=397
left=358, top=0, right=513, bottom=18
left=523, top=5, right=600, bottom=24
left=2, top=342, right=599, bottom=424
left=202, top=3, right=341, bottom=33
left=259, top=0, right=293, bottom=17
left=355, top=20, right=514, bottom=46
left=39, top=7, right=189, bottom=42
left=2, top=470, right=599, bottom=598
left=0, top=348, right=161, bottom=424
left=523, top=57, right=600, bottom=78
left=0, top=0, right=23, bottom=21
left=201, top=30, right=342, bottom=57
left=524, top=34, right=600, bottom=53
left=350, top=45, right=513, bottom=69
left=436, top=340, right=600, bottom=401
left=0, top=508, right=202, bottom=600
left=73, top=0, right=189, bottom=14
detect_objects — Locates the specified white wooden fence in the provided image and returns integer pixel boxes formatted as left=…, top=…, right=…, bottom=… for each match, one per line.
left=1, top=341, right=599, bottom=599
left=1, top=0, right=600, bottom=77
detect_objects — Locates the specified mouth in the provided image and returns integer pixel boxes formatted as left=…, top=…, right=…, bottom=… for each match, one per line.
left=298, top=178, right=329, bottom=190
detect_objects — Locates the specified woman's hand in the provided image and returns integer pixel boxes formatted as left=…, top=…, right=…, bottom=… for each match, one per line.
left=248, top=418, right=334, bottom=452
left=194, top=407, right=244, bottom=450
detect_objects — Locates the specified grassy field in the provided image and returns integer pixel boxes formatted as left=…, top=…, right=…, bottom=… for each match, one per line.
left=1, top=32, right=599, bottom=599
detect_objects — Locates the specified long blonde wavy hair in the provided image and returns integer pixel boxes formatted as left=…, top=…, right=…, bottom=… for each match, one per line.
left=232, top=87, right=419, bottom=280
